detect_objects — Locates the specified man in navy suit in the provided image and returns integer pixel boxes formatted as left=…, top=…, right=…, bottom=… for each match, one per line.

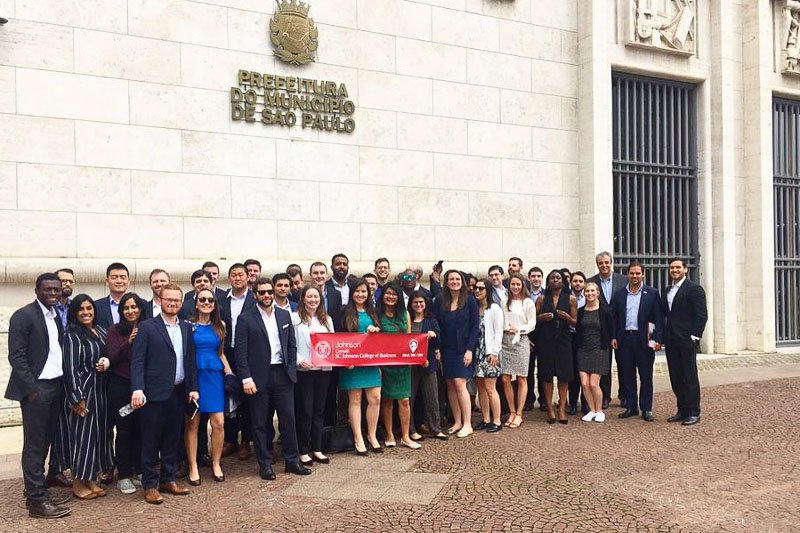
left=588, top=251, right=629, bottom=408
left=610, top=261, right=664, bottom=421
left=662, top=258, right=708, bottom=426
left=235, top=278, right=311, bottom=480
left=131, top=283, right=198, bottom=504
left=94, top=262, right=130, bottom=329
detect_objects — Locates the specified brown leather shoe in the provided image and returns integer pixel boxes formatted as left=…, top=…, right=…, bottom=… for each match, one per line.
left=221, top=442, right=238, bottom=458
left=28, top=499, right=71, bottom=518
left=237, top=442, right=252, bottom=461
left=144, top=488, right=163, bottom=505
left=46, top=472, right=73, bottom=488
left=158, top=481, right=190, bottom=495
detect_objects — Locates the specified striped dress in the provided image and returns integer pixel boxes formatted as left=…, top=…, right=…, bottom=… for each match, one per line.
left=63, top=326, right=114, bottom=481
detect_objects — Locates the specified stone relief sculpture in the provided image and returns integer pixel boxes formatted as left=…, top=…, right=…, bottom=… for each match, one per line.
left=783, top=0, right=800, bottom=74
left=626, top=0, right=696, bottom=56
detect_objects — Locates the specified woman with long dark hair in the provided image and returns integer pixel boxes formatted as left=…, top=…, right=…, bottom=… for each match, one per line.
left=292, top=283, right=335, bottom=465
left=337, top=278, right=382, bottom=455
left=500, top=273, right=536, bottom=429
left=534, top=270, right=577, bottom=424
left=63, top=294, right=113, bottom=500
left=407, top=291, right=446, bottom=440
left=435, top=270, right=479, bottom=438
left=105, top=292, right=146, bottom=494
left=472, top=279, right=504, bottom=433
left=376, top=282, right=419, bottom=449
left=185, top=288, right=230, bottom=485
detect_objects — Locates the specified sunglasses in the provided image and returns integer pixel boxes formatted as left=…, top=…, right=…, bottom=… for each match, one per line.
left=474, top=286, right=487, bottom=291
left=256, top=289, right=274, bottom=296
left=400, top=275, right=416, bottom=280
left=197, top=296, right=215, bottom=304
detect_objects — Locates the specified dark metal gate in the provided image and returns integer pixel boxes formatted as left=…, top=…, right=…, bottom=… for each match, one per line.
left=773, top=98, right=800, bottom=344
left=611, top=72, right=698, bottom=292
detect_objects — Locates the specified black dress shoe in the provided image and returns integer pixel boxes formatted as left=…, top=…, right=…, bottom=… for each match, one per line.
left=566, top=404, right=577, bottom=416
left=602, top=399, right=610, bottom=410
left=25, top=493, right=71, bottom=508
left=539, top=403, right=548, bottom=412
left=197, top=454, right=212, bottom=467
left=474, top=421, right=490, bottom=431
left=523, top=402, right=534, bottom=412
left=642, top=411, right=654, bottom=422
left=681, top=415, right=700, bottom=426
left=312, top=454, right=330, bottom=464
left=259, top=465, right=276, bottom=481
left=46, top=472, right=72, bottom=488
left=486, top=422, right=502, bottom=433
left=618, top=409, right=639, bottom=419
left=667, top=413, right=686, bottom=422
left=28, top=500, right=70, bottom=519
left=620, top=398, right=628, bottom=408
left=285, top=462, right=312, bottom=475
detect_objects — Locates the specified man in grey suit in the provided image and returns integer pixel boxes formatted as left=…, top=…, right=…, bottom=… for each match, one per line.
left=587, top=251, right=627, bottom=408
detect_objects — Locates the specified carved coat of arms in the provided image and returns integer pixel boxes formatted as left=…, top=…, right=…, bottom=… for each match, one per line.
left=270, top=0, right=318, bottom=65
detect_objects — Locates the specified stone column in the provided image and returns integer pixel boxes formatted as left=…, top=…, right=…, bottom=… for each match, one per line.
left=742, top=0, right=776, bottom=351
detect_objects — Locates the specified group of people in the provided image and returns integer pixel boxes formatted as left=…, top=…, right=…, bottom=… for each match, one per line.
left=5, top=252, right=708, bottom=518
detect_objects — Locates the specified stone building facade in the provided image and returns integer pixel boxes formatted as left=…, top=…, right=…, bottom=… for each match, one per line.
left=0, top=0, right=799, bottom=423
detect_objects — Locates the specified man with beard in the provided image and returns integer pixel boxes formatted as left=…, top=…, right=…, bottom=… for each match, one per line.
left=326, top=254, right=351, bottom=305
left=145, top=269, right=170, bottom=319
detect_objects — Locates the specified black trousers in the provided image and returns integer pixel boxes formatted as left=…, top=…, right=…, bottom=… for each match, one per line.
left=224, top=348, right=252, bottom=445
left=294, top=370, right=331, bottom=455
left=20, top=378, right=63, bottom=502
left=665, top=336, right=701, bottom=416
left=107, top=374, right=141, bottom=478
left=618, top=333, right=655, bottom=412
left=526, top=348, right=546, bottom=406
left=568, top=341, right=586, bottom=408
left=250, top=365, right=299, bottom=468
left=140, top=386, right=184, bottom=490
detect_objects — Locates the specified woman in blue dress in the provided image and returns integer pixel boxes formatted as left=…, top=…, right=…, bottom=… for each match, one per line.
left=435, top=270, right=479, bottom=439
left=184, top=288, right=231, bottom=484
left=337, top=278, right=382, bottom=455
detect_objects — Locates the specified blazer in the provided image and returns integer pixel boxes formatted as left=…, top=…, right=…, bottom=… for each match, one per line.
left=130, top=316, right=197, bottom=402
left=662, top=278, right=708, bottom=343
left=610, top=285, right=664, bottom=349
left=322, top=285, right=343, bottom=329
left=434, top=295, right=480, bottom=354
left=575, top=305, right=614, bottom=349
left=93, top=295, right=116, bottom=330
left=413, top=316, right=441, bottom=375
left=234, top=306, right=298, bottom=388
left=4, top=301, right=65, bottom=401
left=483, top=303, right=504, bottom=357
left=587, top=272, right=628, bottom=307
left=219, top=289, right=257, bottom=351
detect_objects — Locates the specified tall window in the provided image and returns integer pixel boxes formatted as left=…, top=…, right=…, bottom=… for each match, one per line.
left=773, top=98, right=800, bottom=344
left=612, top=72, right=698, bottom=291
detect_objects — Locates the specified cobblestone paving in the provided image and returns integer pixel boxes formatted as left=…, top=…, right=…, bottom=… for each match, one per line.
left=0, top=378, right=797, bottom=533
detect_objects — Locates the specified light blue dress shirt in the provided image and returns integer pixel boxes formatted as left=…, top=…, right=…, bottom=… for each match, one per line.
left=163, top=317, right=184, bottom=385
left=600, top=275, right=613, bottom=304
left=624, top=284, right=643, bottom=331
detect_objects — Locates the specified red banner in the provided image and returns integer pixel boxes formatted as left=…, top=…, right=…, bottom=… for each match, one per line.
left=310, top=332, right=428, bottom=367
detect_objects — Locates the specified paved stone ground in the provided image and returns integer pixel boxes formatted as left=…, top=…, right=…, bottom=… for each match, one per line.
left=0, top=377, right=798, bottom=533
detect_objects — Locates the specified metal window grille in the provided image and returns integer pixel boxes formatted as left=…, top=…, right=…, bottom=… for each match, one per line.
left=773, top=97, right=800, bottom=344
left=611, top=72, right=699, bottom=292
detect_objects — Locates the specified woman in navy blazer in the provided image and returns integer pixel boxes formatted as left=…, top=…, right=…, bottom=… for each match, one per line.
left=435, top=270, right=479, bottom=439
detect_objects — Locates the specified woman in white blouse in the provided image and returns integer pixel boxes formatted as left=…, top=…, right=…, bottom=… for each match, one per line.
left=500, top=273, right=537, bottom=429
left=472, top=279, right=505, bottom=433
left=292, top=284, right=335, bottom=466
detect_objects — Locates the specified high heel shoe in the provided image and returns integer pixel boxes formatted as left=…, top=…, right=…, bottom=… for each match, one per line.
left=368, top=442, right=383, bottom=454
left=547, top=418, right=557, bottom=424
left=558, top=418, right=568, bottom=425
left=212, top=473, right=225, bottom=482
left=354, top=446, right=369, bottom=456
left=188, top=476, right=201, bottom=486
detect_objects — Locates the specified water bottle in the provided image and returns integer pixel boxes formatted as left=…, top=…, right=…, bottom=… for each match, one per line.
left=119, top=396, right=146, bottom=417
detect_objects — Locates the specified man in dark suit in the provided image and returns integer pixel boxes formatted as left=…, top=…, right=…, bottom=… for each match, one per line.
left=94, top=262, right=130, bottom=329
left=143, top=268, right=169, bottom=320
left=610, top=261, right=664, bottom=421
left=588, top=251, right=628, bottom=408
left=662, top=258, right=708, bottom=426
left=218, top=263, right=257, bottom=460
left=130, top=283, right=198, bottom=504
left=5, top=273, right=72, bottom=518
left=235, top=278, right=311, bottom=480
left=311, top=262, right=343, bottom=326
left=503, top=257, right=532, bottom=291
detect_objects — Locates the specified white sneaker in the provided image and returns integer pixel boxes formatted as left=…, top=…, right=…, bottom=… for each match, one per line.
left=581, top=411, right=596, bottom=422
left=594, top=412, right=606, bottom=423
left=117, top=477, right=136, bottom=494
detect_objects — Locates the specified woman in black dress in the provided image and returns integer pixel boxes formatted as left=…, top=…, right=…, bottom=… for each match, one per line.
left=63, top=294, right=113, bottom=500
left=534, top=270, right=577, bottom=424
left=575, top=282, right=614, bottom=423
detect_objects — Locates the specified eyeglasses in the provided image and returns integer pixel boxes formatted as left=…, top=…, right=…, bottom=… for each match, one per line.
left=197, top=297, right=215, bottom=304
left=256, top=289, right=274, bottom=296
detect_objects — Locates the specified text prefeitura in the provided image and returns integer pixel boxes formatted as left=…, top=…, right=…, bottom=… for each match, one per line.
left=231, top=70, right=356, bottom=133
